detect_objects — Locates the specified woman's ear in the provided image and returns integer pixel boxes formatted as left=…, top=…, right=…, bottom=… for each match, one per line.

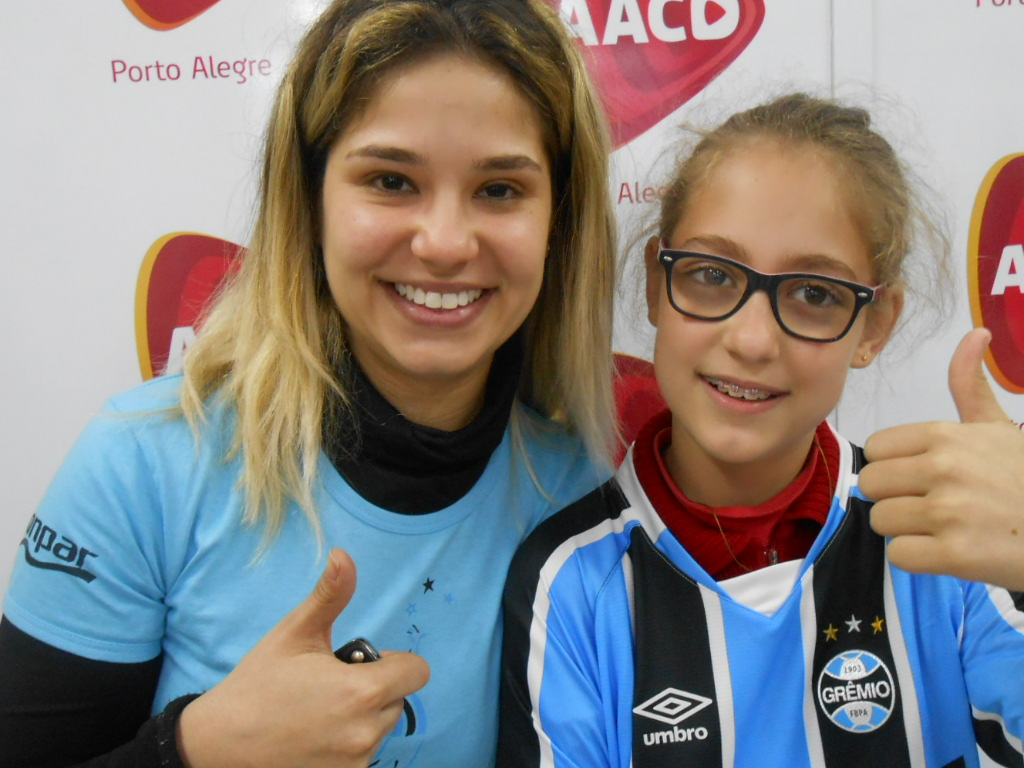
left=852, top=285, right=905, bottom=368
left=644, top=236, right=663, bottom=328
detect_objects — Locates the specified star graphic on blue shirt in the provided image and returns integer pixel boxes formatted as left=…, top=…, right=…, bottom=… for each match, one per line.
left=422, top=577, right=435, bottom=593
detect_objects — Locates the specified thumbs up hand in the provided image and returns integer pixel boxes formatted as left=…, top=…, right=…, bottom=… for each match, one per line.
left=862, top=329, right=1024, bottom=590
left=177, top=549, right=430, bottom=768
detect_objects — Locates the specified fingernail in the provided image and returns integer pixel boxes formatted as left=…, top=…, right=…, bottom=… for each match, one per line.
left=327, top=550, right=342, bottom=584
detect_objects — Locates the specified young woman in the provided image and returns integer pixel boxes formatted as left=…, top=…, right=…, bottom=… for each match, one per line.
left=0, top=1, right=618, bottom=766
left=499, top=93, right=1024, bottom=768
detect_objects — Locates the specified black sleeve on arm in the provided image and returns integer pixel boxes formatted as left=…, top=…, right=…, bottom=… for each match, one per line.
left=0, top=615, right=197, bottom=768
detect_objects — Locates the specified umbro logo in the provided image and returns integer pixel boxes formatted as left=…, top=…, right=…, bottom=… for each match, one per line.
left=633, top=687, right=712, bottom=725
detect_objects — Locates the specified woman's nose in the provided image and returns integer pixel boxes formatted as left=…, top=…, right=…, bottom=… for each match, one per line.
left=411, top=193, right=478, bottom=270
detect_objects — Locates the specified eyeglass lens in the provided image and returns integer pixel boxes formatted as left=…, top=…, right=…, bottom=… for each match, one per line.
left=669, top=255, right=861, bottom=341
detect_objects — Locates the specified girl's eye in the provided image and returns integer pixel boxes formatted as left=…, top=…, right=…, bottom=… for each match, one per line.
left=790, top=280, right=845, bottom=308
left=683, top=263, right=734, bottom=288
left=370, top=174, right=414, bottom=193
left=477, top=182, right=519, bottom=200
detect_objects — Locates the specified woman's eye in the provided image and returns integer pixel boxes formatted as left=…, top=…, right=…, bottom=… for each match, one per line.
left=477, top=182, right=519, bottom=200
left=370, top=174, right=414, bottom=193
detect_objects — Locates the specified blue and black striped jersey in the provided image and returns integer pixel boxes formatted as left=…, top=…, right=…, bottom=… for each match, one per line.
left=500, top=429, right=1024, bottom=768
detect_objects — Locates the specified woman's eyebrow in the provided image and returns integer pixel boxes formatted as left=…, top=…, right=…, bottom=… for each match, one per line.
left=343, top=146, right=543, bottom=174
left=475, top=154, right=545, bottom=173
left=344, top=144, right=424, bottom=165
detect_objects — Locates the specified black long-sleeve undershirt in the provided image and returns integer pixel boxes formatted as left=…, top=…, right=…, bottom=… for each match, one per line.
left=0, top=616, right=184, bottom=768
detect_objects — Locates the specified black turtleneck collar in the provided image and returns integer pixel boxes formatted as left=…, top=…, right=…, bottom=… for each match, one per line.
left=322, top=334, right=524, bottom=514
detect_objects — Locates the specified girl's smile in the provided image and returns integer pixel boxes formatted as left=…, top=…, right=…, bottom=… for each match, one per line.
left=703, top=374, right=787, bottom=405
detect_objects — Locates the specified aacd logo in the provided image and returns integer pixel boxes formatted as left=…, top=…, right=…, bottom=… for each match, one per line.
left=552, top=0, right=765, bottom=147
left=135, top=233, right=242, bottom=380
left=122, top=0, right=224, bottom=31
left=817, top=650, right=895, bottom=734
left=969, top=153, right=1024, bottom=394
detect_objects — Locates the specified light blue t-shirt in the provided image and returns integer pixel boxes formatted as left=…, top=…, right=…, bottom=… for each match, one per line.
left=4, top=374, right=606, bottom=768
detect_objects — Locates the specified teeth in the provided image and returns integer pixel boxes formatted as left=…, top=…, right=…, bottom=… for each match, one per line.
left=706, top=376, right=773, bottom=402
left=395, top=284, right=483, bottom=310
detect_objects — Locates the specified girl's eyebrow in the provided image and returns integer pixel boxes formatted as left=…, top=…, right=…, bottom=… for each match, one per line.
left=782, top=253, right=860, bottom=280
left=680, top=235, right=746, bottom=261
left=344, top=145, right=544, bottom=173
left=680, top=234, right=861, bottom=280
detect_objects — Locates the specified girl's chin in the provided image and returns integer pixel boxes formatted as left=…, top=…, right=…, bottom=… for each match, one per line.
left=677, top=423, right=808, bottom=471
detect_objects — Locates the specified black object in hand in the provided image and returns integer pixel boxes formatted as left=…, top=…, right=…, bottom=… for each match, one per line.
left=335, top=637, right=382, bottom=664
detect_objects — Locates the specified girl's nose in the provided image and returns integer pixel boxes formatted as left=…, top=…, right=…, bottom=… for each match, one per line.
left=720, top=291, right=782, bottom=363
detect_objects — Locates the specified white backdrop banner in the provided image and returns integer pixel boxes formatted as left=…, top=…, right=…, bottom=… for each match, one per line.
left=2, top=1, right=1022, bottom=627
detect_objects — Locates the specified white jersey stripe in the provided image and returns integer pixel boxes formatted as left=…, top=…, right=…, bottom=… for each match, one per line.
left=800, top=568, right=827, bottom=766
left=832, top=426, right=856, bottom=505
left=986, top=584, right=1024, bottom=635
left=884, top=558, right=926, bottom=768
left=617, top=448, right=670, bottom=539
left=701, top=588, right=736, bottom=767
left=622, top=548, right=636, bottom=636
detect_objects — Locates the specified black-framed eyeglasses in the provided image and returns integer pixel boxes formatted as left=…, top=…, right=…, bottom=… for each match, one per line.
left=658, top=246, right=883, bottom=343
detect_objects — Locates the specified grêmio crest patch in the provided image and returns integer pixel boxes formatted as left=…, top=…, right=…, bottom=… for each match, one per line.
left=817, top=650, right=896, bottom=733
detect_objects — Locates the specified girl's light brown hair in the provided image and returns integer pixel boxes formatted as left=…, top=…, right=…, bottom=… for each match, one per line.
left=657, top=92, right=950, bottom=290
left=179, top=0, right=618, bottom=542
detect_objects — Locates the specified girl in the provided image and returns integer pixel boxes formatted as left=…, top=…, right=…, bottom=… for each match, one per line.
left=499, top=93, right=1024, bottom=768
left=0, top=0, right=617, bottom=766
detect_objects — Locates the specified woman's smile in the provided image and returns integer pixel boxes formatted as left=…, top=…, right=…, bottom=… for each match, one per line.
left=393, top=282, right=486, bottom=310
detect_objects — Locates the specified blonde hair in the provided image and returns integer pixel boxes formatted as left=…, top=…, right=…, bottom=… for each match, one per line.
left=180, top=0, right=618, bottom=541
left=656, top=93, right=950, bottom=291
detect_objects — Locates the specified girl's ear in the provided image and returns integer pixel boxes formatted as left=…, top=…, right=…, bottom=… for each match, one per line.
left=852, top=285, right=905, bottom=368
left=644, top=236, right=663, bottom=327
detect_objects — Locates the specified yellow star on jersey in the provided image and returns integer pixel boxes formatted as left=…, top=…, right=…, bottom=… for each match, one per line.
left=872, top=616, right=885, bottom=634
left=823, top=623, right=839, bottom=641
